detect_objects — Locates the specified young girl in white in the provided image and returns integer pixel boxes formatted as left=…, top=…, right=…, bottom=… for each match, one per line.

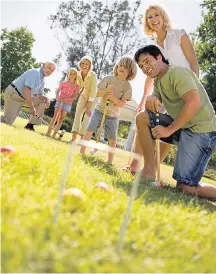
left=80, top=56, right=137, bottom=164
left=124, top=4, right=199, bottom=175
left=46, top=68, right=79, bottom=138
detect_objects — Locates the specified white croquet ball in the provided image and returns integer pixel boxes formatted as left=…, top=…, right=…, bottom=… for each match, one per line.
left=150, top=182, right=157, bottom=188
left=95, top=182, right=113, bottom=192
left=150, top=182, right=164, bottom=188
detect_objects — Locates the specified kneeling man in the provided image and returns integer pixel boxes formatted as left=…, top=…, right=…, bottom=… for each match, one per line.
left=134, top=45, right=216, bottom=199
left=1, top=62, right=56, bottom=131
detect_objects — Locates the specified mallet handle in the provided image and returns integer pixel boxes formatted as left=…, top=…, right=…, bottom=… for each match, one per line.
left=95, top=99, right=110, bottom=143
left=156, top=112, right=160, bottom=184
left=35, top=114, right=62, bottom=137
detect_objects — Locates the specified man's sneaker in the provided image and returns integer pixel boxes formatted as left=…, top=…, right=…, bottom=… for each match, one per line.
left=24, top=123, right=35, bottom=131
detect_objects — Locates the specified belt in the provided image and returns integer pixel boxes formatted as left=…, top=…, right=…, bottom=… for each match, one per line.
left=11, top=84, right=25, bottom=100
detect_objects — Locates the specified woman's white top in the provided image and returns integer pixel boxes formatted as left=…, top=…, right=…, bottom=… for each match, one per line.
left=153, top=29, right=190, bottom=69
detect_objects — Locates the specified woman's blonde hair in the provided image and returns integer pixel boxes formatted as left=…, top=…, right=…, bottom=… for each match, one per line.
left=113, top=55, right=137, bottom=81
left=143, top=4, right=172, bottom=36
left=66, top=67, right=78, bottom=81
left=78, top=56, right=93, bottom=71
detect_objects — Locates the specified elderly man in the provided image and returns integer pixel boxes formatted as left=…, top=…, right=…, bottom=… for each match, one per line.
left=134, top=45, right=216, bottom=199
left=1, top=61, right=56, bottom=131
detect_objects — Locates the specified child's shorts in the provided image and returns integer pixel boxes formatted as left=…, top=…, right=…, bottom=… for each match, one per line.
left=147, top=111, right=216, bottom=187
left=55, top=101, right=72, bottom=112
left=87, top=109, right=119, bottom=140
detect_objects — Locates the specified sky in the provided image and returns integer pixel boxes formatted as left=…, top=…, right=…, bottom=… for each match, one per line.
left=1, top=0, right=203, bottom=103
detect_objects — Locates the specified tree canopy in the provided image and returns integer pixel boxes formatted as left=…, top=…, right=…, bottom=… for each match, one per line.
left=192, top=0, right=216, bottom=108
left=1, top=27, right=37, bottom=90
left=49, top=0, right=144, bottom=80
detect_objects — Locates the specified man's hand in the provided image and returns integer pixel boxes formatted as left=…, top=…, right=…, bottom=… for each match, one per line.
left=44, top=98, right=50, bottom=109
left=146, top=96, right=162, bottom=112
left=151, top=125, right=173, bottom=139
left=85, top=102, right=92, bottom=117
left=29, top=106, right=36, bottom=116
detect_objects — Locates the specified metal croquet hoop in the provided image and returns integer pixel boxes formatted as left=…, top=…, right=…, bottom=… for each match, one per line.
left=116, top=112, right=161, bottom=256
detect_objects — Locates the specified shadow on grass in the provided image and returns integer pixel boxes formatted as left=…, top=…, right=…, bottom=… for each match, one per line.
left=135, top=180, right=216, bottom=213
left=40, top=133, right=69, bottom=144
left=79, top=154, right=121, bottom=176
left=80, top=154, right=216, bottom=213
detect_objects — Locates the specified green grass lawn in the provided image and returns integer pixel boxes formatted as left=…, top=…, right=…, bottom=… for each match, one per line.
left=1, top=117, right=216, bottom=273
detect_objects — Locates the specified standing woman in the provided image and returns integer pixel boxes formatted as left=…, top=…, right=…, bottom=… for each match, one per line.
left=123, top=4, right=200, bottom=175
left=137, top=4, right=199, bottom=112
left=70, top=56, right=97, bottom=143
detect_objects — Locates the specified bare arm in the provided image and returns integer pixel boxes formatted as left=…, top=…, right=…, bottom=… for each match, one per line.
left=37, top=95, right=49, bottom=103
left=110, top=97, right=127, bottom=107
left=55, top=84, right=61, bottom=100
left=107, top=85, right=127, bottom=107
left=137, top=76, right=154, bottom=112
left=72, top=85, right=80, bottom=101
left=96, top=88, right=107, bottom=97
left=143, top=76, right=154, bottom=101
left=168, top=89, right=201, bottom=134
left=181, top=34, right=199, bottom=77
left=24, top=86, right=36, bottom=114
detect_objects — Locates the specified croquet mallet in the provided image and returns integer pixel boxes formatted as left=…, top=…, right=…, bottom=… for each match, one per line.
left=156, top=112, right=160, bottom=185
left=35, top=114, right=65, bottom=139
left=151, top=112, right=162, bottom=187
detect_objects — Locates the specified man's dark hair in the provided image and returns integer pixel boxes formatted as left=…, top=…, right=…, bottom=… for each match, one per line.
left=134, top=45, right=169, bottom=65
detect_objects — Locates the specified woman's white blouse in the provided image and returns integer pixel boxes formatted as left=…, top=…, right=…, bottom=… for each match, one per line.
left=153, top=29, right=191, bottom=69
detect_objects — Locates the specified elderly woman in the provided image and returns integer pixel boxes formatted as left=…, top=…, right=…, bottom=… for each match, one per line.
left=70, top=56, right=97, bottom=143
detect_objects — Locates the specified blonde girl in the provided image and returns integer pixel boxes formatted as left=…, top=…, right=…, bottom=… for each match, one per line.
left=46, top=68, right=79, bottom=138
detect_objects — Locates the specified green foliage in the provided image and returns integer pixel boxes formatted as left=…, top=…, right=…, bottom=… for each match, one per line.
left=61, top=115, right=73, bottom=132
left=49, top=0, right=144, bottom=79
left=1, top=121, right=216, bottom=273
left=1, top=92, right=5, bottom=106
left=44, top=99, right=56, bottom=118
left=118, top=121, right=131, bottom=139
left=44, top=88, right=51, bottom=94
left=192, top=0, right=216, bottom=107
left=1, top=27, right=37, bottom=90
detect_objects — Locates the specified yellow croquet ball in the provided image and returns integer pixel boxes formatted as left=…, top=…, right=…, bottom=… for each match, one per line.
left=63, top=188, right=86, bottom=212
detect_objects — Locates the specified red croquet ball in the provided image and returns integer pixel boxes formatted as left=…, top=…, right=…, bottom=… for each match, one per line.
left=0, top=145, right=15, bottom=154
